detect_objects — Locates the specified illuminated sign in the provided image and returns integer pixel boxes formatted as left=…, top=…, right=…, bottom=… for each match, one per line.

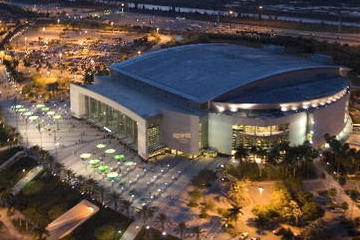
left=172, top=133, right=191, bottom=139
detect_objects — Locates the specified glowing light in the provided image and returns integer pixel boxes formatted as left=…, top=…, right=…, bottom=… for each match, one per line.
left=217, top=106, right=225, bottom=112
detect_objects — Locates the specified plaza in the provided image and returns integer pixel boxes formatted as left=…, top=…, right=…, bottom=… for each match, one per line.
left=0, top=97, right=228, bottom=238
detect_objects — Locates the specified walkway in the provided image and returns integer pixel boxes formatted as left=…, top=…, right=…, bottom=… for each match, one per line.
left=120, top=220, right=142, bottom=240
left=12, top=165, right=43, bottom=195
left=0, top=150, right=25, bottom=172
left=46, top=200, right=99, bottom=240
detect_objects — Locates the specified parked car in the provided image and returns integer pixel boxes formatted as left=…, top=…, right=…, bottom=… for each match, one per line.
left=273, top=227, right=284, bottom=235
left=239, top=232, right=249, bottom=240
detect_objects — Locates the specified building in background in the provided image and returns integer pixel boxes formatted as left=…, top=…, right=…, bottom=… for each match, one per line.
left=70, top=43, right=351, bottom=159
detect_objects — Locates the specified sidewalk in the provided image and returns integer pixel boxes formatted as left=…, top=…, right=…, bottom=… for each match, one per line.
left=12, top=165, right=43, bottom=195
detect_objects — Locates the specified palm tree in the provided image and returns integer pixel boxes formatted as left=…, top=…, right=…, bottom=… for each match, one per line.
left=81, top=179, right=97, bottom=197
left=95, top=185, right=107, bottom=205
left=108, top=191, right=120, bottom=210
left=32, top=226, right=49, bottom=240
left=234, top=144, right=249, bottom=162
left=177, top=221, right=187, bottom=240
left=225, top=204, right=243, bottom=227
left=64, top=169, right=76, bottom=184
left=156, top=213, right=167, bottom=232
left=137, top=205, right=157, bottom=225
left=0, top=187, right=14, bottom=209
left=191, top=226, right=204, bottom=240
left=120, top=199, right=132, bottom=217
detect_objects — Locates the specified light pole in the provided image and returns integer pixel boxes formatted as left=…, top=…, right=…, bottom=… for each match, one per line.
left=24, top=37, right=28, bottom=52
left=110, top=21, right=114, bottom=33
left=258, top=187, right=264, bottom=195
left=258, top=5, right=263, bottom=20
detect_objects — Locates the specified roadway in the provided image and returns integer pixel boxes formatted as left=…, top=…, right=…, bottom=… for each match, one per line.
left=101, top=11, right=360, bottom=46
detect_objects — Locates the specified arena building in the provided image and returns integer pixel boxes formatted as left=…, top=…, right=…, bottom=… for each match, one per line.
left=70, top=43, right=352, bottom=160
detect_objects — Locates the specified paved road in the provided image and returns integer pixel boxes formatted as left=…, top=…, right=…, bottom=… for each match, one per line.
left=102, top=11, right=360, bottom=46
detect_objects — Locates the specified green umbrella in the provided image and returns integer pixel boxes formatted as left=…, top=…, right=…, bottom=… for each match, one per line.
left=105, top=148, right=116, bottom=154
left=107, top=172, right=119, bottom=180
left=53, top=114, right=61, bottom=120
left=28, top=116, right=39, bottom=121
left=36, top=104, right=45, bottom=108
left=47, top=111, right=55, bottom=115
left=98, top=165, right=109, bottom=172
left=114, top=154, right=125, bottom=160
left=124, top=161, right=136, bottom=166
left=80, top=153, right=92, bottom=159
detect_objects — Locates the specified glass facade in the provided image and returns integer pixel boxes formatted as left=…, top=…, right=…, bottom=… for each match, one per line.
left=84, top=96, right=138, bottom=149
left=199, top=117, right=208, bottom=149
left=146, top=123, right=163, bottom=154
left=232, top=123, right=289, bottom=149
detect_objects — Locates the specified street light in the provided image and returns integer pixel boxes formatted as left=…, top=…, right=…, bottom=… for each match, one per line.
left=258, top=5, right=263, bottom=20
left=156, top=27, right=159, bottom=34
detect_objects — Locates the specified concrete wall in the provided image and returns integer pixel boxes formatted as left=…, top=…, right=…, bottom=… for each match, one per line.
left=161, top=110, right=200, bottom=155
left=208, top=113, right=233, bottom=154
left=311, top=92, right=350, bottom=145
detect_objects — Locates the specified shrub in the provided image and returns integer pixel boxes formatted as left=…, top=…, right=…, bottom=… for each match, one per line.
left=94, top=224, right=116, bottom=240
left=48, top=203, right=68, bottom=221
left=22, top=180, right=44, bottom=196
left=187, top=201, right=198, bottom=208
left=302, top=202, right=324, bottom=221
left=191, top=169, right=217, bottom=188
left=188, top=189, right=202, bottom=201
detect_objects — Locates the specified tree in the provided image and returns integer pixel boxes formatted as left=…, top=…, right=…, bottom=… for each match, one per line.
left=120, top=199, right=132, bottom=217
left=225, top=204, right=243, bottom=226
left=83, top=72, right=94, bottom=85
left=32, top=226, right=49, bottom=240
left=191, top=226, right=204, bottom=240
left=108, top=191, right=120, bottom=210
left=0, top=187, right=14, bottom=208
left=137, top=205, right=157, bottom=225
left=156, top=213, right=167, bottom=232
left=302, top=202, right=324, bottom=221
left=301, top=219, right=329, bottom=240
left=177, top=222, right=187, bottom=240
left=234, top=144, right=249, bottom=161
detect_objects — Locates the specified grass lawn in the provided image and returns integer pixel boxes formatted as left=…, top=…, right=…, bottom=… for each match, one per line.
left=67, top=207, right=132, bottom=240
left=15, top=173, right=82, bottom=228
left=14, top=172, right=132, bottom=239
left=0, top=156, right=38, bottom=186
left=0, top=146, right=23, bottom=166
left=134, top=227, right=180, bottom=240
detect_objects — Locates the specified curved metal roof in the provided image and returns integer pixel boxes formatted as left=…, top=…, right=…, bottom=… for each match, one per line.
left=110, top=43, right=341, bottom=103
